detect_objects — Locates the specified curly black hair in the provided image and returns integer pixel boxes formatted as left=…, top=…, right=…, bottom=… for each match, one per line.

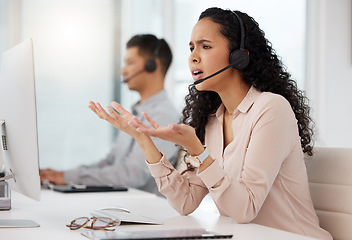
left=181, top=7, right=314, bottom=156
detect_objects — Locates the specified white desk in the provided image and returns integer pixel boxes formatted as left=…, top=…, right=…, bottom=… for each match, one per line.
left=0, top=189, right=317, bottom=240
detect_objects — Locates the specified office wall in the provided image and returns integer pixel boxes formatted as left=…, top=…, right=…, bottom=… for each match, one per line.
left=306, top=0, right=352, bottom=148
left=19, top=1, right=117, bottom=169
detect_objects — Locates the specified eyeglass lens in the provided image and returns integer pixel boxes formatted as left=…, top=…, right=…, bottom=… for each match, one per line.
left=92, top=217, right=115, bottom=230
left=67, top=217, right=116, bottom=230
left=69, top=217, right=89, bottom=230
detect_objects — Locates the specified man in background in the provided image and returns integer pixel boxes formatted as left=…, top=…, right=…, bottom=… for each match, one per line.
left=40, top=34, right=179, bottom=195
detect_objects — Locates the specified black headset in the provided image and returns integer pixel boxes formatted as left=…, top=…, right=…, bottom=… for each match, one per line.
left=144, top=39, right=161, bottom=73
left=229, top=11, right=250, bottom=69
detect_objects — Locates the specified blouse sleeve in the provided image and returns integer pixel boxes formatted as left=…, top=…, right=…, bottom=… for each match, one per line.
left=198, top=95, right=300, bottom=223
left=147, top=155, right=209, bottom=215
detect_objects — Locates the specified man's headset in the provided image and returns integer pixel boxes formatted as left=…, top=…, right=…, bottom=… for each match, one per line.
left=144, top=39, right=161, bottom=72
left=193, top=11, right=250, bottom=85
left=123, top=39, right=161, bottom=83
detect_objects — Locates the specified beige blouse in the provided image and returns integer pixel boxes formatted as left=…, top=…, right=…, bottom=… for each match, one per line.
left=148, top=86, right=332, bottom=240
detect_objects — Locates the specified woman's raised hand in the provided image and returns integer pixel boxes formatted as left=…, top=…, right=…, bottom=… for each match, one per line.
left=88, top=101, right=146, bottom=140
left=89, top=101, right=202, bottom=154
left=129, top=112, right=202, bottom=152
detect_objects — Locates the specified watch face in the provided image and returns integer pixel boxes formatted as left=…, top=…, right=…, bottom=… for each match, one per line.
left=187, top=156, right=200, bottom=168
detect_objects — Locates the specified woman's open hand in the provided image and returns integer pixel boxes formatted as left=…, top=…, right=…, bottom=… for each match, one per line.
left=129, top=112, right=202, bottom=154
left=89, top=101, right=203, bottom=155
left=88, top=101, right=146, bottom=141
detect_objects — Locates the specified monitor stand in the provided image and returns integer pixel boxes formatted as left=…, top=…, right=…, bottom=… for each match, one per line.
left=0, top=175, right=40, bottom=228
left=0, top=174, right=11, bottom=210
left=0, top=121, right=40, bottom=228
left=0, top=178, right=40, bottom=228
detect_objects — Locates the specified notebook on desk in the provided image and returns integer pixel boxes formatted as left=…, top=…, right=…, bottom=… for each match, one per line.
left=81, top=228, right=233, bottom=240
left=52, top=185, right=128, bottom=193
left=91, top=208, right=163, bottom=225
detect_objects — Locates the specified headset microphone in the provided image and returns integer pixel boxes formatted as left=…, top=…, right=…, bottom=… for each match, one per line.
left=192, top=57, right=245, bottom=85
left=122, top=69, right=145, bottom=83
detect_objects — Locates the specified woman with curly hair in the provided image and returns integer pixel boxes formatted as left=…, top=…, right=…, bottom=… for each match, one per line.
left=89, top=7, right=332, bottom=239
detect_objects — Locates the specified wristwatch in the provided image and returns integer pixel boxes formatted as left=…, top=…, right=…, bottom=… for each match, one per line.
left=187, top=146, right=210, bottom=168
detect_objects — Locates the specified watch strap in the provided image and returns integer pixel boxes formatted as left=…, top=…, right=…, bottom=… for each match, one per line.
left=195, top=147, right=210, bottom=163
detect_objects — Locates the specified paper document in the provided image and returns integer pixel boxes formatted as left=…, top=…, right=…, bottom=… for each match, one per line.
left=91, top=208, right=163, bottom=225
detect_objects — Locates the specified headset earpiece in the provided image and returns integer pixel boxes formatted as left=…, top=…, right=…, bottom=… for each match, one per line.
left=229, top=49, right=250, bottom=69
left=230, top=11, right=250, bottom=70
left=145, top=59, right=157, bottom=72
left=145, top=39, right=161, bottom=73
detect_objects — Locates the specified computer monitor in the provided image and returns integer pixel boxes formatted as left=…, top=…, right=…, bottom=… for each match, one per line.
left=0, top=39, right=41, bottom=205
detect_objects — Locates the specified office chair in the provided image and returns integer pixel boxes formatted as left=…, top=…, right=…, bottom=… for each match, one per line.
left=305, top=147, right=352, bottom=240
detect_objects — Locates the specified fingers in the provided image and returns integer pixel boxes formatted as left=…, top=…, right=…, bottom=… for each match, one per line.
left=89, top=101, right=136, bottom=120
left=89, top=101, right=158, bottom=137
left=107, top=106, right=121, bottom=119
left=89, top=101, right=138, bottom=134
left=88, top=101, right=100, bottom=116
left=111, top=101, right=130, bottom=116
left=89, top=101, right=119, bottom=123
left=130, top=114, right=159, bottom=136
left=130, top=116, right=149, bottom=129
left=135, top=127, right=158, bottom=137
left=40, top=169, right=66, bottom=185
left=96, top=102, right=113, bottom=121
left=142, top=112, right=160, bottom=129
left=88, top=101, right=108, bottom=120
